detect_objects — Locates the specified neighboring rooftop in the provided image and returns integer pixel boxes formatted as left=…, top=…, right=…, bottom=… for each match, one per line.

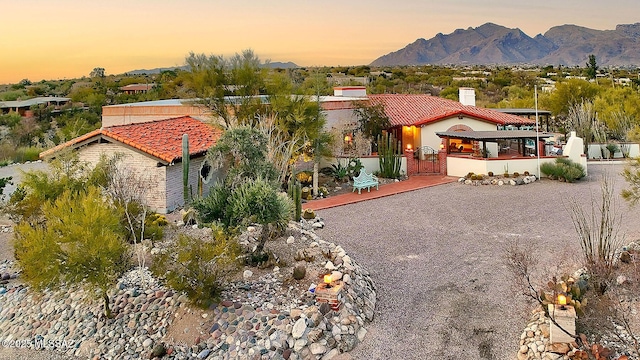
left=0, top=96, right=70, bottom=109
left=40, top=116, right=222, bottom=164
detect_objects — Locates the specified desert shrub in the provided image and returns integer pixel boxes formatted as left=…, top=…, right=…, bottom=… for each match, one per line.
left=346, top=157, right=364, bottom=179
left=5, top=152, right=113, bottom=224
left=227, top=178, right=293, bottom=231
left=151, top=228, right=240, bottom=308
left=14, top=186, right=130, bottom=317
left=524, top=171, right=530, bottom=176
left=13, top=147, right=42, bottom=163
left=466, top=172, right=475, bottom=179
left=143, top=213, right=167, bottom=241
left=470, top=175, right=477, bottom=180
left=488, top=171, right=494, bottom=177
left=476, top=174, right=484, bottom=180
left=513, top=172, right=520, bottom=177
left=541, top=158, right=585, bottom=182
left=330, top=161, right=349, bottom=182
left=193, top=184, right=231, bottom=225
left=296, top=171, right=313, bottom=185
left=194, top=178, right=292, bottom=231
left=568, top=175, right=623, bottom=294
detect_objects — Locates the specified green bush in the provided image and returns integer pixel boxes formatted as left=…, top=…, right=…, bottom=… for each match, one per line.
left=5, top=152, right=110, bottom=224
left=227, top=178, right=293, bottom=231
left=541, top=158, right=586, bottom=183
left=330, top=161, right=349, bottom=182
left=151, top=227, right=240, bottom=308
left=14, top=147, right=42, bottom=163
left=193, top=184, right=231, bottom=225
left=346, top=157, right=364, bottom=179
left=14, top=186, right=130, bottom=317
left=194, top=178, right=292, bottom=231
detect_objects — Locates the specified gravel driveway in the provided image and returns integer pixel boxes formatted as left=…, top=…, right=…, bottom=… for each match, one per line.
left=316, top=163, right=640, bottom=360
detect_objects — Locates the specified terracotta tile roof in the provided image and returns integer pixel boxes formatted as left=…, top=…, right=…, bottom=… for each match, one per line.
left=40, top=116, right=222, bottom=163
left=367, top=94, right=536, bottom=127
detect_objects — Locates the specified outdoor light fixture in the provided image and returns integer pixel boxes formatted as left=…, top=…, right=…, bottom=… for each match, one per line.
left=406, top=144, right=412, bottom=150
left=439, top=144, right=445, bottom=149
left=324, top=274, right=333, bottom=286
left=557, top=294, right=567, bottom=309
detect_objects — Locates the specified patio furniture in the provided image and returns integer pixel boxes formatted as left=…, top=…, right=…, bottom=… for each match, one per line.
left=352, top=169, right=379, bottom=194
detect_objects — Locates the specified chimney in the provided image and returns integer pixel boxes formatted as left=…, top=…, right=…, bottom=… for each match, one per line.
left=459, top=87, right=476, bottom=106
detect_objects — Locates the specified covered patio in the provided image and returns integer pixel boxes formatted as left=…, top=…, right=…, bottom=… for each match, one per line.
left=436, top=130, right=555, bottom=159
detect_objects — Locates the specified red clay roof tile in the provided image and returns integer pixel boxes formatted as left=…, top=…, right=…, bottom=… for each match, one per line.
left=367, top=94, right=535, bottom=127
left=40, top=116, right=222, bottom=163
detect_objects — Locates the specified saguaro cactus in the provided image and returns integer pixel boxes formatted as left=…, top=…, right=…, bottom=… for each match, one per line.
left=289, top=179, right=302, bottom=221
left=182, top=133, right=190, bottom=205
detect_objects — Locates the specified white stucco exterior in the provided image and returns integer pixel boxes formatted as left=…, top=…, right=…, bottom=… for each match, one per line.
left=420, top=116, right=498, bottom=150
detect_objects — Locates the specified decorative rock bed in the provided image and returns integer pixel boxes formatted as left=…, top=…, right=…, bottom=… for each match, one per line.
left=459, top=175, right=538, bottom=186
left=517, top=242, right=640, bottom=360
left=0, top=219, right=377, bottom=359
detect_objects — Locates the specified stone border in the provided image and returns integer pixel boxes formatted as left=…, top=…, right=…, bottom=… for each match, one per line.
left=459, top=175, right=538, bottom=186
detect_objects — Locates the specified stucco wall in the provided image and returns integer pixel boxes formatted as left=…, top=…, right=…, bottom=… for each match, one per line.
left=587, top=143, right=640, bottom=159
left=77, top=143, right=168, bottom=212
left=102, top=105, right=211, bottom=127
left=321, top=156, right=407, bottom=177
left=446, top=156, right=558, bottom=178
left=420, top=117, right=497, bottom=150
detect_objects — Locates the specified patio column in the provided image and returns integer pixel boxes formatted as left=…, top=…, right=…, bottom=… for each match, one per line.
left=438, top=149, right=448, bottom=175
left=404, top=149, right=417, bottom=176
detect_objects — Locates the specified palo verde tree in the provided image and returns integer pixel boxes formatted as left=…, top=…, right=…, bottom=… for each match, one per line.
left=13, top=186, right=130, bottom=318
left=183, top=49, right=267, bottom=127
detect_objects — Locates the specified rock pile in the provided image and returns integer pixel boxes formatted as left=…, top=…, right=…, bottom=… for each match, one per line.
left=459, top=175, right=538, bottom=186
left=517, top=306, right=576, bottom=360
left=0, top=218, right=377, bottom=359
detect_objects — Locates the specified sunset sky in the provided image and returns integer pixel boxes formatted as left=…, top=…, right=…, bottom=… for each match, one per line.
left=1, top=0, right=639, bottom=84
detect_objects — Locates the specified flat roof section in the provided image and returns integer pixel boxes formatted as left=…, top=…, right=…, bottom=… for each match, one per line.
left=436, top=130, right=554, bottom=141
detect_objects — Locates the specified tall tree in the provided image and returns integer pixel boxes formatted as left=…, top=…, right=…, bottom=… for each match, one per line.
left=586, top=54, right=598, bottom=80
left=89, top=67, right=105, bottom=78
left=353, top=101, right=391, bottom=152
left=567, top=100, right=597, bottom=154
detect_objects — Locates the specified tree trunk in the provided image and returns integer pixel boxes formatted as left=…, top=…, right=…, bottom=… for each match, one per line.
left=103, top=293, right=112, bottom=319
left=312, top=162, right=319, bottom=196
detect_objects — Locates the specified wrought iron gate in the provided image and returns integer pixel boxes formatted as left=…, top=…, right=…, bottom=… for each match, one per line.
left=416, top=146, right=440, bottom=174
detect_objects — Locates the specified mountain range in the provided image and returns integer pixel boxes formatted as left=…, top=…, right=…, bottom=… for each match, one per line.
left=370, top=22, right=640, bottom=67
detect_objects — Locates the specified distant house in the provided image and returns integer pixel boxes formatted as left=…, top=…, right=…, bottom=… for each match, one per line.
left=119, top=83, right=155, bottom=95
left=101, top=99, right=212, bottom=127
left=0, top=96, right=70, bottom=117
left=40, top=116, right=222, bottom=213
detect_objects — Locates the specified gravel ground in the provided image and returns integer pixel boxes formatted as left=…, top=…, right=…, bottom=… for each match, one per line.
left=1, top=163, right=639, bottom=359
left=316, top=163, right=640, bottom=360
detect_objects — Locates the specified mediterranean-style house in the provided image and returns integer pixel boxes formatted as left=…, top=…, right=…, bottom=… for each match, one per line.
left=40, top=116, right=222, bottom=213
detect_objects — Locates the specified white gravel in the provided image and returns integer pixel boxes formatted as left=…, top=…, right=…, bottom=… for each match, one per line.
left=316, top=163, right=640, bottom=360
